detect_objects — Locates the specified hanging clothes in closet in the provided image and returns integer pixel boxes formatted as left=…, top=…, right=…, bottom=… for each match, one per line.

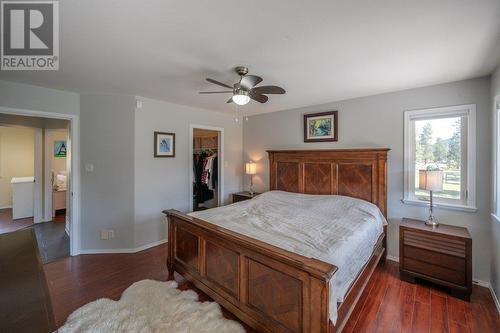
left=193, top=151, right=218, bottom=208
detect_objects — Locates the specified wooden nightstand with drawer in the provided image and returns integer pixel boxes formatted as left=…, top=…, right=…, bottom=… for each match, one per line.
left=232, top=191, right=261, bottom=203
left=399, top=218, right=472, bottom=300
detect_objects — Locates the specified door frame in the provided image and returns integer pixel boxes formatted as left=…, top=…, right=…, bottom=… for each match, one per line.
left=189, top=124, right=224, bottom=212
left=33, top=128, right=43, bottom=223
left=0, top=106, right=80, bottom=256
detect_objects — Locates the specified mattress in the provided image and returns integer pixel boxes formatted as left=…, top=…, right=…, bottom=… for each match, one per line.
left=189, top=190, right=386, bottom=324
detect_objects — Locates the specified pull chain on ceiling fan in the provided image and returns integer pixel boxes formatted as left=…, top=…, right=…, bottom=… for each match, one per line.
left=199, top=66, right=286, bottom=105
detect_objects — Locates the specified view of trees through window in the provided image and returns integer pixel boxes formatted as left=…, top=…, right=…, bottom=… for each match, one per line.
left=414, top=116, right=461, bottom=199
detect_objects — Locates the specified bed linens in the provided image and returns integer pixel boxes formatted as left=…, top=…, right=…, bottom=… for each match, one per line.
left=189, top=190, right=386, bottom=324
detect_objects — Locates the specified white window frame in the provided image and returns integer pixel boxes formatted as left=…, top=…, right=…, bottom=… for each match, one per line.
left=403, top=104, right=477, bottom=212
left=493, top=95, right=500, bottom=223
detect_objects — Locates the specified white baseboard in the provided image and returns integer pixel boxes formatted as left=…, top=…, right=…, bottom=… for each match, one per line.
left=385, top=255, right=500, bottom=314
left=474, top=280, right=500, bottom=315
left=134, top=239, right=168, bottom=252
left=386, top=255, right=399, bottom=263
left=0, top=205, right=12, bottom=209
left=472, top=279, right=490, bottom=288
left=488, top=284, right=500, bottom=315
left=79, top=239, right=167, bottom=255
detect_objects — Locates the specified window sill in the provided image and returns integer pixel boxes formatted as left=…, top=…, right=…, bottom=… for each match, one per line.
left=492, top=213, right=500, bottom=224
left=401, top=199, right=478, bottom=213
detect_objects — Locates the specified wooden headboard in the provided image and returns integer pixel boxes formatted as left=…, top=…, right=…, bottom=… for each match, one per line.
left=267, top=149, right=390, bottom=217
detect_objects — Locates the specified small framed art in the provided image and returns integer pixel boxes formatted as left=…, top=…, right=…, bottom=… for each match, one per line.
left=303, top=111, right=338, bottom=142
left=154, top=132, right=175, bottom=157
left=54, top=140, right=67, bottom=157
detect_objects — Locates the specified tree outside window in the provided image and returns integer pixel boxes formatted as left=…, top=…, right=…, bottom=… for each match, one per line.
left=414, top=117, right=461, bottom=200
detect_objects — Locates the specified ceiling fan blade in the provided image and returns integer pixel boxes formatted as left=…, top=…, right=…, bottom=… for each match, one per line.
left=240, top=75, right=263, bottom=90
left=251, top=85, right=286, bottom=95
left=199, top=91, right=233, bottom=94
left=206, top=78, right=233, bottom=89
left=226, top=97, right=233, bottom=103
left=249, top=92, right=268, bottom=103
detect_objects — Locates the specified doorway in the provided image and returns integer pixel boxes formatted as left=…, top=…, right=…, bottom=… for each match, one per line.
left=190, top=125, right=224, bottom=212
left=0, top=107, right=80, bottom=258
left=0, top=118, right=71, bottom=263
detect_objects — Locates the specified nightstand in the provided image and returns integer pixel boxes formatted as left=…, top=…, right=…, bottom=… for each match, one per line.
left=399, top=218, right=472, bottom=300
left=232, top=191, right=261, bottom=203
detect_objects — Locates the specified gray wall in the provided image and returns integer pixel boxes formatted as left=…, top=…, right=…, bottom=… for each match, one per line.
left=491, top=66, right=500, bottom=299
left=243, top=77, right=492, bottom=282
left=0, top=80, right=79, bottom=115
left=0, top=80, right=244, bottom=252
left=80, top=94, right=136, bottom=250
left=134, top=97, right=243, bottom=248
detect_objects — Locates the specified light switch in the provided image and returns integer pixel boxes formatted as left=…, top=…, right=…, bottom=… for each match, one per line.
left=85, top=163, right=94, bottom=172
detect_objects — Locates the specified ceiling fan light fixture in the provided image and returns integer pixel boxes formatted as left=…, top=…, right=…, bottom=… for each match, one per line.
left=232, top=90, right=250, bottom=105
left=202, top=67, right=286, bottom=105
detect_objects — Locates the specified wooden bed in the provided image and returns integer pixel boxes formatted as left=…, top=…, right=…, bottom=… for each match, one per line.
left=164, top=148, right=389, bottom=332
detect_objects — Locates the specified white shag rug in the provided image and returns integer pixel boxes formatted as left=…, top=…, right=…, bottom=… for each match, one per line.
left=58, top=279, right=245, bottom=333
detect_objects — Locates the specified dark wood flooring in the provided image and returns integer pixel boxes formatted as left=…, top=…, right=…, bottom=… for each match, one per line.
left=32, top=220, right=70, bottom=263
left=1, top=229, right=55, bottom=333
left=0, top=207, right=69, bottom=263
left=44, top=244, right=500, bottom=332
left=0, top=208, right=33, bottom=234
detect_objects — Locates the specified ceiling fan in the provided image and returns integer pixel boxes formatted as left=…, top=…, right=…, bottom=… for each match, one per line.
left=199, top=66, right=285, bottom=105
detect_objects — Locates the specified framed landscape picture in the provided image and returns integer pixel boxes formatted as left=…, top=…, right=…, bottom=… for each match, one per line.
left=154, top=132, right=175, bottom=157
left=303, top=111, right=338, bottom=142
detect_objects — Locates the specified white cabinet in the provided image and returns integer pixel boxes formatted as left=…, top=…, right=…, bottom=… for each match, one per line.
left=52, top=190, right=66, bottom=217
left=11, top=177, right=34, bottom=219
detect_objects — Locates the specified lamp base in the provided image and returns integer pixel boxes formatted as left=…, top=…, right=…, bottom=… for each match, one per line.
left=425, top=218, right=439, bottom=228
left=425, top=190, right=438, bottom=227
left=249, top=174, right=254, bottom=196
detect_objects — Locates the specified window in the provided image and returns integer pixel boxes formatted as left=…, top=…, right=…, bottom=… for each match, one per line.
left=404, top=104, right=476, bottom=211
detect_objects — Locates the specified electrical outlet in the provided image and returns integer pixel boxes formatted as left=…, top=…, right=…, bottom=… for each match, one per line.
left=100, top=229, right=108, bottom=240
left=100, top=229, right=115, bottom=240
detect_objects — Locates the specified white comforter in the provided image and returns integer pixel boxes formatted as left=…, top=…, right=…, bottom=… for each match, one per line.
left=189, top=191, right=386, bottom=324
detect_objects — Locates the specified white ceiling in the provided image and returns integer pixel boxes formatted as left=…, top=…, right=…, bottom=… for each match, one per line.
left=1, top=0, right=500, bottom=115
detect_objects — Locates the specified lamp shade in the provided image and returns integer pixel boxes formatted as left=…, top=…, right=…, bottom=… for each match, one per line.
left=419, top=170, right=443, bottom=191
left=245, top=162, right=257, bottom=175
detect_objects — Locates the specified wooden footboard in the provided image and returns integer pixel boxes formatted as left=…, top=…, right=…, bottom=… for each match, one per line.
left=165, top=209, right=386, bottom=333
left=165, top=209, right=337, bottom=333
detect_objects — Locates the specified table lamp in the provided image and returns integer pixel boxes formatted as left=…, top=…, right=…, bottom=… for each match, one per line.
left=419, top=169, right=443, bottom=227
left=245, top=162, right=257, bottom=195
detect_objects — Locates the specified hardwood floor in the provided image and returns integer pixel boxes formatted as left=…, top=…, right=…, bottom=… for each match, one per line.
left=0, top=208, right=33, bottom=234
left=0, top=207, right=69, bottom=263
left=44, top=243, right=500, bottom=332
left=1, top=229, right=55, bottom=333
left=33, top=220, right=70, bottom=263
left=44, top=244, right=169, bottom=327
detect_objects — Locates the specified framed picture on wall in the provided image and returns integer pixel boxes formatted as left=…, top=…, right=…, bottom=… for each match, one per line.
left=54, top=140, right=67, bottom=157
left=303, top=111, right=338, bottom=142
left=154, top=132, right=175, bottom=157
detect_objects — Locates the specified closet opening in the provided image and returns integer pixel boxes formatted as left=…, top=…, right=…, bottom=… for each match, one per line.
left=192, top=127, right=222, bottom=212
